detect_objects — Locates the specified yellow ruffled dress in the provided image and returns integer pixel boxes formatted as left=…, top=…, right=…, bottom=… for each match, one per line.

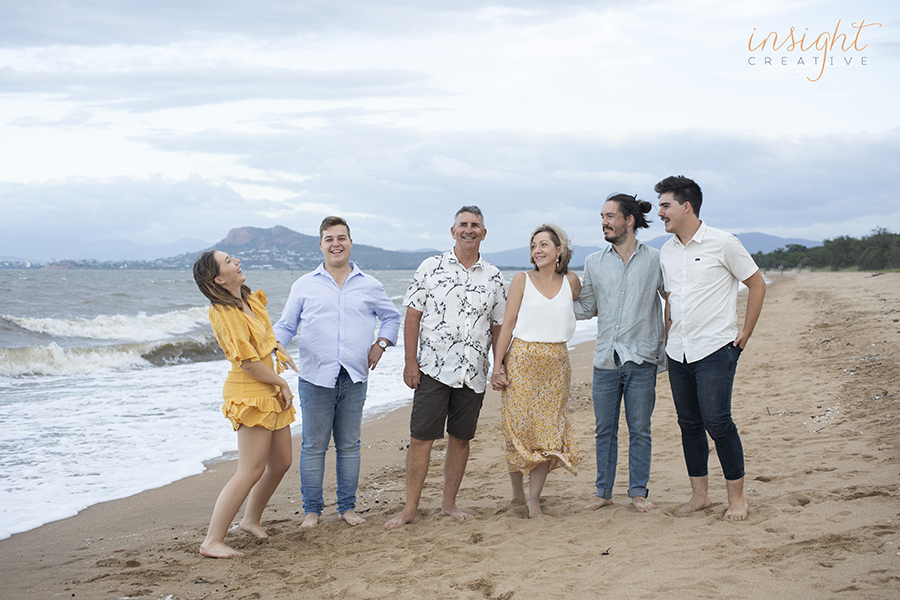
left=208, top=289, right=296, bottom=431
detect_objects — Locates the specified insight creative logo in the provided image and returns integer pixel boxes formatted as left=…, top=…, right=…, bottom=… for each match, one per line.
left=747, top=19, right=882, bottom=82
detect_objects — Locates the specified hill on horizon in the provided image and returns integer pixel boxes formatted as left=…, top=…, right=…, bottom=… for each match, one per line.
left=7, top=225, right=825, bottom=269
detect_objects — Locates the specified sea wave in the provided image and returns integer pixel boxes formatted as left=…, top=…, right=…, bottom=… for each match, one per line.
left=0, top=336, right=222, bottom=376
left=1, top=307, right=210, bottom=342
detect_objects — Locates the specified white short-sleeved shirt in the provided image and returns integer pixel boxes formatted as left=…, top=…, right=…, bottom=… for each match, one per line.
left=660, top=223, right=759, bottom=363
left=404, top=250, right=506, bottom=393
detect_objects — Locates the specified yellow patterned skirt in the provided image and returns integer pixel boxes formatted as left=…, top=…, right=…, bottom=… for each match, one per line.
left=501, top=338, right=578, bottom=476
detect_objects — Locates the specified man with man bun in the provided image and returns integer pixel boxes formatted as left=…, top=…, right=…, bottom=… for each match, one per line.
left=576, top=193, right=666, bottom=513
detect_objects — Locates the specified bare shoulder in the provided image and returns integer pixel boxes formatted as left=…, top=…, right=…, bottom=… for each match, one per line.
left=510, top=271, right=528, bottom=288
left=566, top=271, right=582, bottom=298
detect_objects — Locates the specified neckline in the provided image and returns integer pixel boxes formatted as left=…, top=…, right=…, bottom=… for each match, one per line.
left=525, top=272, right=566, bottom=300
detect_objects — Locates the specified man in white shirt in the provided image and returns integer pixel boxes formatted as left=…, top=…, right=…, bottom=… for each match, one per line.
left=656, top=176, right=766, bottom=521
left=385, top=206, right=506, bottom=529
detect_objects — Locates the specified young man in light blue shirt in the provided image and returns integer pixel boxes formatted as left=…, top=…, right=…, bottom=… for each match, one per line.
left=274, top=216, right=400, bottom=528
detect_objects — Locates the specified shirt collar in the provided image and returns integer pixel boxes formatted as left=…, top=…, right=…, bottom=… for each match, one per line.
left=313, top=262, right=361, bottom=281
left=673, top=221, right=707, bottom=248
left=447, top=249, right=485, bottom=270
left=603, top=239, right=647, bottom=255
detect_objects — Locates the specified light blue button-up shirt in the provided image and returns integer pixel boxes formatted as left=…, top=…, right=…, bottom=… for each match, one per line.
left=273, top=263, right=401, bottom=388
left=575, top=241, right=666, bottom=371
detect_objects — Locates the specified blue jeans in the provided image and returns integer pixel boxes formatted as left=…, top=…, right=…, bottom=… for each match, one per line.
left=297, top=367, right=367, bottom=515
left=667, top=343, right=744, bottom=481
left=592, top=360, right=656, bottom=499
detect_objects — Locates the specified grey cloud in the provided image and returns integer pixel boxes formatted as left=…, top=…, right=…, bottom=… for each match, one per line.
left=0, top=1, right=633, bottom=48
left=0, top=66, right=440, bottom=112
left=143, top=124, right=900, bottom=248
left=2, top=125, right=896, bottom=258
left=0, top=175, right=286, bottom=248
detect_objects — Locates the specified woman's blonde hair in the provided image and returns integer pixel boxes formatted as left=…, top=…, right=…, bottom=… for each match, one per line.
left=530, top=224, right=572, bottom=274
left=193, top=250, right=250, bottom=310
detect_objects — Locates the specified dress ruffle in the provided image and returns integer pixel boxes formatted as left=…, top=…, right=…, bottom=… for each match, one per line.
left=222, top=396, right=296, bottom=432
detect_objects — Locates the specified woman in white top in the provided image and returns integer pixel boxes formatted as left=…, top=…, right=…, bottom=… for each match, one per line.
left=491, top=224, right=582, bottom=518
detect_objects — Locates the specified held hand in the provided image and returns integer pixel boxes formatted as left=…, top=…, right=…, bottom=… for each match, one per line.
left=490, top=372, right=508, bottom=390
left=403, top=360, right=421, bottom=390
left=490, top=363, right=509, bottom=390
left=368, top=343, right=385, bottom=370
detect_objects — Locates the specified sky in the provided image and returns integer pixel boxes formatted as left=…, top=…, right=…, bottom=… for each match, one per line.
left=0, top=0, right=897, bottom=259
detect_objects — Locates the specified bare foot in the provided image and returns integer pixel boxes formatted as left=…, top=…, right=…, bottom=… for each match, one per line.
left=301, top=513, right=319, bottom=529
left=199, top=542, right=244, bottom=558
left=526, top=499, right=542, bottom=518
left=724, top=498, right=749, bottom=521
left=341, top=510, right=366, bottom=526
left=384, top=507, right=418, bottom=529
left=631, top=496, right=657, bottom=513
left=674, top=494, right=712, bottom=517
left=578, top=496, right=613, bottom=512
left=238, top=519, right=268, bottom=539
left=440, top=504, right=473, bottom=522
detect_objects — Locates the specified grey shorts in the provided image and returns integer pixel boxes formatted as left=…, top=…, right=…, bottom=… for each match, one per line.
left=409, top=374, right=485, bottom=441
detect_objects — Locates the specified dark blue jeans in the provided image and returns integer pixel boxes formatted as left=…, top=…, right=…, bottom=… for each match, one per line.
left=667, top=343, right=744, bottom=481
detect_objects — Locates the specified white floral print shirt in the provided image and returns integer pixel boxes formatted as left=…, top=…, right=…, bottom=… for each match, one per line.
left=404, top=250, right=506, bottom=393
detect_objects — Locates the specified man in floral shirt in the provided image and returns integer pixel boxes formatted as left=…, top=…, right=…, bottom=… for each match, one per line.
left=385, top=206, right=506, bottom=529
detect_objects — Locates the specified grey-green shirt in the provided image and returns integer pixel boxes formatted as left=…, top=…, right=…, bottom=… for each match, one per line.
left=575, top=241, right=666, bottom=371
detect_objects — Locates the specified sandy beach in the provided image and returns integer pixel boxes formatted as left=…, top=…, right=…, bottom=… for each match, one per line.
left=1, top=270, right=898, bottom=600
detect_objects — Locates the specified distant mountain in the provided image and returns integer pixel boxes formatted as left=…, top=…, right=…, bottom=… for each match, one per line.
left=203, top=225, right=437, bottom=270
left=484, top=245, right=603, bottom=269
left=487, top=232, right=823, bottom=270
left=645, top=232, right=822, bottom=254
left=4, top=226, right=824, bottom=270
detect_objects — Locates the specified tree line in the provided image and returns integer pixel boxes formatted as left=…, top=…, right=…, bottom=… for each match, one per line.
left=752, top=228, right=900, bottom=271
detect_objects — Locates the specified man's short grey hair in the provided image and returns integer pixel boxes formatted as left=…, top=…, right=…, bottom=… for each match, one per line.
left=454, top=205, right=485, bottom=227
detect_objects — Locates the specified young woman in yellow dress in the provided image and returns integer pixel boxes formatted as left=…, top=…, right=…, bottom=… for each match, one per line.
left=490, top=224, right=581, bottom=518
left=193, top=250, right=297, bottom=557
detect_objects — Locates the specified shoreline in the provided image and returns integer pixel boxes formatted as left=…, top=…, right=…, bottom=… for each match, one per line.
left=1, top=271, right=898, bottom=599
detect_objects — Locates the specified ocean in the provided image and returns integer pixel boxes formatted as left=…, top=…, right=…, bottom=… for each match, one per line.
left=0, top=267, right=597, bottom=540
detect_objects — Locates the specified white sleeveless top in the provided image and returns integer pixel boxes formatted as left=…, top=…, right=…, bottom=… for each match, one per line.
left=511, top=273, right=576, bottom=343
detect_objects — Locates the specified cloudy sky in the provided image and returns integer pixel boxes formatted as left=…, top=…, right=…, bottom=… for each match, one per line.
left=0, top=0, right=897, bottom=259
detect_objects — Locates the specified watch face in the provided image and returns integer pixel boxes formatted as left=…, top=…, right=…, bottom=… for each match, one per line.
left=378, top=340, right=388, bottom=349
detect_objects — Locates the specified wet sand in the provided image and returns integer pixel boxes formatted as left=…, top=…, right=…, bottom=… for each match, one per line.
left=1, top=270, right=898, bottom=599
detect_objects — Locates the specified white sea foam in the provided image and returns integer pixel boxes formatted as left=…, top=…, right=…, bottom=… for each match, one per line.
left=3, top=307, right=209, bottom=342
left=0, top=343, right=152, bottom=376
left=0, top=353, right=414, bottom=539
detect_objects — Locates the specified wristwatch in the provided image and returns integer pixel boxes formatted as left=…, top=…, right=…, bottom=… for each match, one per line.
left=377, top=339, right=389, bottom=350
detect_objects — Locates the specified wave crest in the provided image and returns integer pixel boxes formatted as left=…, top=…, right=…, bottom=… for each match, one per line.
left=0, top=336, right=222, bottom=377
left=2, top=308, right=209, bottom=342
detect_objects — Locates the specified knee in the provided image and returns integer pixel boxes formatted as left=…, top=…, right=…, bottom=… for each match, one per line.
left=300, top=433, right=329, bottom=455
left=335, top=438, right=361, bottom=455
left=704, top=418, right=737, bottom=440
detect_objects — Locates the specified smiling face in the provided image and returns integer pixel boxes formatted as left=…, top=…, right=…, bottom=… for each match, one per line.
left=530, top=231, right=561, bottom=271
left=601, top=200, right=634, bottom=246
left=657, top=191, right=692, bottom=237
left=451, top=211, right=486, bottom=254
left=319, top=224, right=353, bottom=270
left=213, top=251, right=245, bottom=290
